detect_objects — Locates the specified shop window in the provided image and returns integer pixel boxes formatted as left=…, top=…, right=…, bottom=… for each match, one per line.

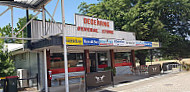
left=114, top=52, right=132, bottom=67
left=98, top=53, right=108, bottom=68
left=50, top=53, right=84, bottom=69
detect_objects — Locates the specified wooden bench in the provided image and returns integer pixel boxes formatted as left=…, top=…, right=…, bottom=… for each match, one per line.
left=55, top=75, right=84, bottom=86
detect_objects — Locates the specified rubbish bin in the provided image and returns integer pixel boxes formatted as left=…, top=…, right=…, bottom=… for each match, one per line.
left=6, top=76, right=18, bottom=92
left=0, top=77, right=6, bottom=92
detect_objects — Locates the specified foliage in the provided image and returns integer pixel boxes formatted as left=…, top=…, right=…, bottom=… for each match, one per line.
left=78, top=0, right=190, bottom=65
left=0, top=14, right=37, bottom=43
left=0, top=50, right=15, bottom=77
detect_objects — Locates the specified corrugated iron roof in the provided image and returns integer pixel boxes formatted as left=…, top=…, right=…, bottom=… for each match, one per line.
left=0, top=0, right=50, bottom=9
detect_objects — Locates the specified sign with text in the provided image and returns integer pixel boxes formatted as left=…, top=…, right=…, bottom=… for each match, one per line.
left=136, top=41, right=145, bottom=46
left=86, top=71, right=112, bottom=88
left=148, top=64, right=161, bottom=75
left=126, top=41, right=136, bottom=46
left=83, top=38, right=99, bottom=45
left=113, top=39, right=126, bottom=46
left=152, top=42, right=159, bottom=47
left=65, top=37, right=83, bottom=45
left=144, top=41, right=152, bottom=47
left=75, top=14, right=114, bottom=34
left=99, top=39, right=114, bottom=46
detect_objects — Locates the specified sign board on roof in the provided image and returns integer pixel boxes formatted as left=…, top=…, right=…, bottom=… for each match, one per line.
left=144, top=41, right=152, bottom=47
left=136, top=41, right=145, bottom=46
left=83, top=38, right=99, bottom=45
left=152, top=42, right=159, bottom=47
left=126, top=41, right=136, bottom=46
left=75, top=14, right=114, bottom=35
left=99, top=39, right=114, bottom=46
left=65, top=37, right=83, bottom=45
left=113, top=39, right=126, bottom=46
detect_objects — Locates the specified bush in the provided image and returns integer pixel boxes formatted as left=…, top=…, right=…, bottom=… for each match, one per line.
left=0, top=50, right=15, bottom=77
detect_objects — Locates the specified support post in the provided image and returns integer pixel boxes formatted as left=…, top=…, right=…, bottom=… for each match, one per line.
left=131, top=50, right=136, bottom=69
left=11, top=7, right=13, bottom=37
left=26, top=9, right=31, bottom=48
left=110, top=49, right=115, bottom=86
left=61, top=0, right=69, bottom=92
left=150, top=49, right=153, bottom=65
left=43, top=49, right=48, bottom=92
left=84, top=50, right=90, bottom=73
left=42, top=6, right=48, bottom=92
left=110, top=49, right=115, bottom=68
left=46, top=50, right=51, bottom=87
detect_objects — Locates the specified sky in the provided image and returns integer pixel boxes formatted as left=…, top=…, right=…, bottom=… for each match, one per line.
left=0, top=0, right=99, bottom=28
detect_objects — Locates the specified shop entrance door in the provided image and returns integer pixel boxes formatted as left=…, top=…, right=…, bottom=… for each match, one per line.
left=89, top=53, right=97, bottom=72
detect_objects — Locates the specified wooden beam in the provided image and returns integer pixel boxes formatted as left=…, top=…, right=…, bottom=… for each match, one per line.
left=84, top=49, right=90, bottom=73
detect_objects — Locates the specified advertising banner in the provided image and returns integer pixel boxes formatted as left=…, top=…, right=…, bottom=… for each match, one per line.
left=126, top=41, right=136, bottom=46
left=65, top=37, right=83, bottom=45
left=83, top=38, right=99, bottom=45
left=152, top=42, right=159, bottom=47
left=99, top=39, right=114, bottom=46
left=144, top=41, right=152, bottom=47
left=148, top=64, right=161, bottom=75
left=86, top=71, right=112, bottom=88
left=136, top=41, right=145, bottom=46
left=113, top=39, right=126, bottom=46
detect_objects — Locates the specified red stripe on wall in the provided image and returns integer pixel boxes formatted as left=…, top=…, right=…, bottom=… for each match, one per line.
left=50, top=67, right=85, bottom=74
left=115, top=62, right=132, bottom=67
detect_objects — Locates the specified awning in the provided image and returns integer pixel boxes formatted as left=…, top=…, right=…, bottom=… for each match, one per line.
left=0, top=0, right=50, bottom=9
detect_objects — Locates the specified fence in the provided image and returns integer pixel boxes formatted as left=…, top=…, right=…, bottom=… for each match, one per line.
left=17, top=74, right=38, bottom=90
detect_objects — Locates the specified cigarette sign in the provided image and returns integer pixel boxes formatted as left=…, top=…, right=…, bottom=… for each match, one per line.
left=152, top=42, right=159, bottom=47
left=65, top=37, right=83, bottom=45
left=113, top=39, right=126, bottom=46
left=99, top=39, right=114, bottom=46
left=144, top=41, right=152, bottom=47
left=136, top=41, right=145, bottom=46
left=83, top=38, right=99, bottom=45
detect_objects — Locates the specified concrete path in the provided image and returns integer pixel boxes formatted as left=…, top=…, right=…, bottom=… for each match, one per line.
left=95, top=71, right=190, bottom=92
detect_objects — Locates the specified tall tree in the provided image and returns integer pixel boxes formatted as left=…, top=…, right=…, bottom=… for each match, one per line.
left=78, top=0, right=190, bottom=65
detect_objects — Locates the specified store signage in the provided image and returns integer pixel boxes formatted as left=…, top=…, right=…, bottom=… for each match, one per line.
left=144, top=41, right=152, bottom=47
left=86, top=71, right=112, bottom=88
left=83, top=38, right=99, bottom=45
left=75, top=14, right=114, bottom=34
left=126, top=41, right=136, bottom=46
left=136, top=41, right=145, bottom=46
left=66, top=37, right=83, bottom=45
left=99, top=39, right=114, bottom=46
left=113, top=39, right=126, bottom=46
left=152, top=42, right=159, bottom=47
left=148, top=64, right=161, bottom=75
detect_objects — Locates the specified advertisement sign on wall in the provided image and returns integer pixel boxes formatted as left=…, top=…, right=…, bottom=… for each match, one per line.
left=144, top=41, right=152, bottom=47
left=136, top=41, right=145, bottom=46
left=113, top=39, right=126, bottom=46
left=83, top=38, right=99, bottom=45
left=66, top=37, right=83, bottom=45
left=86, top=71, right=112, bottom=88
left=99, top=39, right=114, bottom=46
left=126, top=41, right=136, bottom=46
left=152, top=42, right=159, bottom=47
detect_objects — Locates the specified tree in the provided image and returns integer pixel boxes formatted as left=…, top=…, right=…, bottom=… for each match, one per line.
left=0, top=50, right=15, bottom=77
left=0, top=14, right=37, bottom=43
left=78, top=0, right=190, bottom=65
left=0, top=14, right=36, bottom=77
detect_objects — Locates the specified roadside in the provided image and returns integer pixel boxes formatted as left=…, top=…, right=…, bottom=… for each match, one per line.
left=92, top=71, right=190, bottom=92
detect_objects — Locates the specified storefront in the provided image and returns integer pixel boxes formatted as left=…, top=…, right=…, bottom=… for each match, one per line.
left=9, top=14, right=160, bottom=91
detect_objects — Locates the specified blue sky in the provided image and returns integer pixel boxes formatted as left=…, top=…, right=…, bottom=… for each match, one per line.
left=0, top=0, right=99, bottom=28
